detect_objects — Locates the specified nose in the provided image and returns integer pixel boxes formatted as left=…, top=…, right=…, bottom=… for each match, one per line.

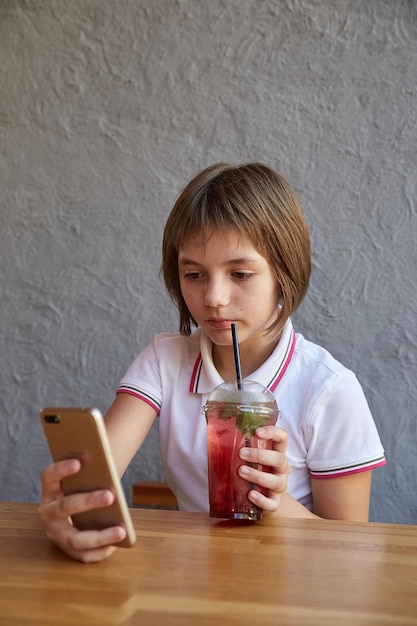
left=204, top=276, right=230, bottom=308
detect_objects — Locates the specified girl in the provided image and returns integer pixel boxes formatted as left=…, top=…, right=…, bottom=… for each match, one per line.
left=39, top=162, right=386, bottom=562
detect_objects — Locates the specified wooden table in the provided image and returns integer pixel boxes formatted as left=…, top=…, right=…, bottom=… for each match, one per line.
left=0, top=502, right=416, bottom=625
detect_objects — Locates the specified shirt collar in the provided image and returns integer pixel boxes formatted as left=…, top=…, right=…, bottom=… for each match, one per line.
left=189, top=319, right=296, bottom=394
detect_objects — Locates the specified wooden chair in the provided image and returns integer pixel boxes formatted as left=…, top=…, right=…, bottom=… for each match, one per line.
left=131, top=480, right=178, bottom=510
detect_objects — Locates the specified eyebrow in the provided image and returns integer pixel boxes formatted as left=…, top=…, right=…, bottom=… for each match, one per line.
left=178, top=256, right=259, bottom=267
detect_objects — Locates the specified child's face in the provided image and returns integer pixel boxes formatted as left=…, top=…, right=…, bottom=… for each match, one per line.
left=178, top=228, right=280, bottom=349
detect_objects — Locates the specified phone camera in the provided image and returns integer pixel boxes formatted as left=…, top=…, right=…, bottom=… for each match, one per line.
left=44, top=414, right=60, bottom=424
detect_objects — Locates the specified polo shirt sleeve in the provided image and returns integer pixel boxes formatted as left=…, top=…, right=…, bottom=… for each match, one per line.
left=117, top=337, right=163, bottom=415
left=305, top=372, right=386, bottom=478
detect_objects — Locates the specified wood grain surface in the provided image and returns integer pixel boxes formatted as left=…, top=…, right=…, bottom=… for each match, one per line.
left=0, top=502, right=416, bottom=625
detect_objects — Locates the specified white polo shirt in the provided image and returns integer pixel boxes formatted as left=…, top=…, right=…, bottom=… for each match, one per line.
left=118, top=319, right=386, bottom=512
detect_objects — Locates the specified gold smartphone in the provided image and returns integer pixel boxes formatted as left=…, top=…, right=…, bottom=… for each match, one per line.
left=39, top=406, right=136, bottom=548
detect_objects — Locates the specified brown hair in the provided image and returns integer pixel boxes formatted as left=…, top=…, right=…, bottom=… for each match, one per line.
left=162, top=162, right=311, bottom=339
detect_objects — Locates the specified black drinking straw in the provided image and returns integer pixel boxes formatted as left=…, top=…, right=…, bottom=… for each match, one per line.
left=232, top=323, right=260, bottom=519
left=231, top=323, right=243, bottom=390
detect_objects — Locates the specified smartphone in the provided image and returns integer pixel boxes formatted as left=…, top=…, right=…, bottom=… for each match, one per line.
left=39, top=406, right=136, bottom=548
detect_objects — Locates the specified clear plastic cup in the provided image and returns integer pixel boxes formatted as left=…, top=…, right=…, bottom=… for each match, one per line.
left=204, top=380, right=279, bottom=521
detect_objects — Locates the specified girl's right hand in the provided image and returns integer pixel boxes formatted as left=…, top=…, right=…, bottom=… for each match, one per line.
left=38, top=459, right=127, bottom=563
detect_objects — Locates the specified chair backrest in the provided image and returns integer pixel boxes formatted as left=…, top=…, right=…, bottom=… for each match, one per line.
left=131, top=480, right=178, bottom=509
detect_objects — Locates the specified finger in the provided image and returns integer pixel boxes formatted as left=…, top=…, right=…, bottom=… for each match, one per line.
left=75, top=545, right=117, bottom=564
left=239, top=445, right=287, bottom=470
left=41, top=459, right=81, bottom=498
left=65, top=525, right=127, bottom=554
left=40, top=488, right=115, bottom=523
left=255, top=425, right=288, bottom=449
left=53, top=527, right=123, bottom=563
left=238, top=463, right=287, bottom=493
left=247, top=488, right=280, bottom=513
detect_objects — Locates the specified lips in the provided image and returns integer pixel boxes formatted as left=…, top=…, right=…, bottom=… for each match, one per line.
left=207, top=319, right=233, bottom=330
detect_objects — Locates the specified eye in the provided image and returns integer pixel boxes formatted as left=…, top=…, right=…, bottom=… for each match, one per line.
left=183, top=271, right=202, bottom=280
left=232, top=271, right=252, bottom=280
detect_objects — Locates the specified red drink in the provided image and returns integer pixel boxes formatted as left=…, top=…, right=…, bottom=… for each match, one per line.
left=205, top=381, right=279, bottom=521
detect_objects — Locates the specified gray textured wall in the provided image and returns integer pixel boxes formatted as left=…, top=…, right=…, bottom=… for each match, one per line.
left=1, top=0, right=416, bottom=523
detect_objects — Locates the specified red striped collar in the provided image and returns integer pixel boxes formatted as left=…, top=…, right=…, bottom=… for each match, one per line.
left=268, top=328, right=296, bottom=391
left=189, top=324, right=296, bottom=394
left=189, top=351, right=204, bottom=393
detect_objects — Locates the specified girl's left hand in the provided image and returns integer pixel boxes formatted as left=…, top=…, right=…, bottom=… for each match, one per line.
left=238, top=425, right=289, bottom=514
